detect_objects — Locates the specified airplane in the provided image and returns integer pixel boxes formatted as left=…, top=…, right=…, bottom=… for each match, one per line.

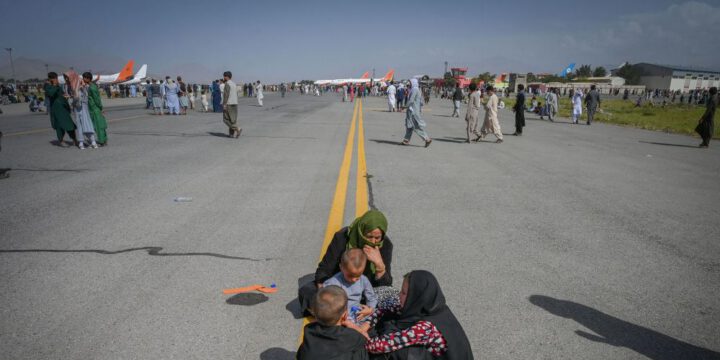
left=327, top=70, right=395, bottom=86
left=57, top=60, right=135, bottom=85
left=314, top=71, right=369, bottom=86
left=558, top=63, right=576, bottom=78
left=118, top=64, right=148, bottom=85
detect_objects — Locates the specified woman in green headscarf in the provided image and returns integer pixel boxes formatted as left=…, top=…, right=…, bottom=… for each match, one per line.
left=298, top=210, right=394, bottom=313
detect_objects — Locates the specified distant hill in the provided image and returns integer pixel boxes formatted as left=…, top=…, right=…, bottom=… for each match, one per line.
left=0, top=57, right=72, bottom=81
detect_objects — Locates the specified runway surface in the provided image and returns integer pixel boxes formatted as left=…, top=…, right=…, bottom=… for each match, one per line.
left=1, top=92, right=718, bottom=359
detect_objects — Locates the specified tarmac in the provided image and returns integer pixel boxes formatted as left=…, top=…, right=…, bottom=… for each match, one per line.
left=0, top=92, right=718, bottom=359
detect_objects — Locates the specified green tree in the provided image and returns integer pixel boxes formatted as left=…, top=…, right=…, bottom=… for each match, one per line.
left=527, top=73, right=537, bottom=82
left=593, top=66, right=607, bottom=77
left=616, top=64, right=642, bottom=85
left=471, top=72, right=495, bottom=85
left=575, top=64, right=592, bottom=78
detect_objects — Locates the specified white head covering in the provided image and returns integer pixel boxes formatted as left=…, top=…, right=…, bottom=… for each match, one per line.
left=410, top=78, right=420, bottom=97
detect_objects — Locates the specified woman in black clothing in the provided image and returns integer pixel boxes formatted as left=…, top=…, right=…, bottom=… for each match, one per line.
left=298, top=210, right=394, bottom=313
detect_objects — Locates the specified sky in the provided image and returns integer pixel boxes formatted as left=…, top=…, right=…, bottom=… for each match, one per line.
left=2, top=0, right=720, bottom=83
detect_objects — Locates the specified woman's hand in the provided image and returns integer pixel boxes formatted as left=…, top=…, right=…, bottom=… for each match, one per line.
left=363, top=246, right=383, bottom=267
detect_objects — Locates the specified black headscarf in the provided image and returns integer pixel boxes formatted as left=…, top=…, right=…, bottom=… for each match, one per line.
left=394, top=270, right=474, bottom=360
left=297, top=322, right=369, bottom=360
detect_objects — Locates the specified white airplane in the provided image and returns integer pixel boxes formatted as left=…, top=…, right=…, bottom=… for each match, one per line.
left=315, top=71, right=370, bottom=86
left=118, top=64, right=148, bottom=85
left=57, top=60, right=135, bottom=85
left=325, top=70, right=395, bottom=86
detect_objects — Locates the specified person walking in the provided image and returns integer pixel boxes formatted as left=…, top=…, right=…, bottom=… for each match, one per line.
left=386, top=82, right=396, bottom=112
left=451, top=83, right=463, bottom=117
left=177, top=76, right=189, bottom=115
left=513, top=84, right=526, bottom=135
left=342, top=84, right=348, bottom=102
left=572, top=89, right=583, bottom=124
left=84, top=72, right=108, bottom=146
left=150, top=79, right=163, bottom=115
left=696, top=86, right=717, bottom=148
left=212, top=80, right=222, bottom=112
left=280, top=82, right=286, bottom=98
left=585, top=84, right=601, bottom=125
left=164, top=79, right=181, bottom=115
left=480, top=86, right=503, bottom=143
left=255, top=80, right=264, bottom=106
left=67, top=71, right=97, bottom=149
left=465, top=82, right=482, bottom=143
left=45, top=72, right=78, bottom=146
left=222, top=71, right=241, bottom=139
left=542, top=87, right=558, bottom=122
left=144, top=79, right=152, bottom=109
left=401, top=78, right=432, bottom=147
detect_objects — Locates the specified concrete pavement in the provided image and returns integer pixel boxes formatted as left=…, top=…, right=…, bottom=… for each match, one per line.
left=0, top=92, right=718, bottom=359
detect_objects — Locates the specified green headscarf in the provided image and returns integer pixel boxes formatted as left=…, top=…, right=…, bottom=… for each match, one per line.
left=346, top=210, right=388, bottom=273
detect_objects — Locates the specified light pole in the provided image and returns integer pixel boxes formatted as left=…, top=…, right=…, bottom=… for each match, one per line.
left=45, top=64, right=49, bottom=76
left=5, top=48, right=16, bottom=85
left=444, top=61, right=448, bottom=76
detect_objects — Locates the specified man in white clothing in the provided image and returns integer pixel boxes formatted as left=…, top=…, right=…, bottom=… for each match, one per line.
left=387, top=83, right=397, bottom=112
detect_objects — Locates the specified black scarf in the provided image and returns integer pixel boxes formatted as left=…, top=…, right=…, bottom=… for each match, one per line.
left=297, top=322, right=369, bottom=360
left=393, top=270, right=474, bottom=360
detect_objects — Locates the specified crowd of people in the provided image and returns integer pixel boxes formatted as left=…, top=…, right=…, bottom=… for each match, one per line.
left=297, top=209, right=474, bottom=359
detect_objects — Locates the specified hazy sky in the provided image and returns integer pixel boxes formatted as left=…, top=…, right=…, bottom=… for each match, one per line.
left=2, top=0, right=719, bottom=82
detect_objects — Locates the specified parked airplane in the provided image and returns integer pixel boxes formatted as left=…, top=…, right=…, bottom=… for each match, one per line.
left=118, top=64, right=148, bottom=85
left=328, top=70, right=395, bottom=86
left=58, top=60, right=135, bottom=85
left=558, top=63, right=576, bottom=78
left=314, top=71, right=369, bottom=86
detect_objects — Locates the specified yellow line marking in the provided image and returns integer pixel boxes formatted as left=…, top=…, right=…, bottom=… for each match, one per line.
left=298, top=99, right=361, bottom=345
left=356, top=99, right=369, bottom=217
left=4, top=115, right=146, bottom=137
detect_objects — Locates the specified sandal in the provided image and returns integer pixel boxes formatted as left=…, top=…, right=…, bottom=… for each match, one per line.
left=425, top=139, right=432, bottom=148
left=400, top=140, right=409, bottom=145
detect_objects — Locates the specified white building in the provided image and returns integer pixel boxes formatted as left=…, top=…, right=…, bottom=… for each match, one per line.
left=632, top=63, right=720, bottom=92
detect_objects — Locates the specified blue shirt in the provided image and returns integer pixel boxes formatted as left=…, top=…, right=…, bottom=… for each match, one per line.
left=323, top=272, right=378, bottom=310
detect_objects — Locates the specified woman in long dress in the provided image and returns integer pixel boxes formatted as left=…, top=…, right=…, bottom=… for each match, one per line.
left=66, top=71, right=97, bottom=149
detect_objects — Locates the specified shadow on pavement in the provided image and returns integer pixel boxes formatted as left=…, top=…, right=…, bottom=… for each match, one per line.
left=225, top=293, right=268, bottom=306
left=433, top=138, right=466, bottom=144
left=0, top=247, right=275, bottom=261
left=112, top=131, right=210, bottom=138
left=260, top=347, right=296, bottom=360
left=8, top=167, right=91, bottom=172
left=639, top=141, right=699, bottom=149
left=529, top=295, right=720, bottom=360
left=369, top=139, right=422, bottom=147
left=286, top=273, right=315, bottom=319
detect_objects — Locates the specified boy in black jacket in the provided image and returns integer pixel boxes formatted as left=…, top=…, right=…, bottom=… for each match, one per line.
left=297, top=286, right=369, bottom=360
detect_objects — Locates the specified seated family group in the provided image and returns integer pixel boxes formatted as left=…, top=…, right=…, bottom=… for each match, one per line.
left=297, top=210, right=474, bottom=360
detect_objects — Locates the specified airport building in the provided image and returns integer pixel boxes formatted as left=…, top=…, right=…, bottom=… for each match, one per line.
left=631, top=63, right=720, bottom=92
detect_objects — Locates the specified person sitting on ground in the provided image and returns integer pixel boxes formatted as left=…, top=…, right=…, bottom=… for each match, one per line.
left=324, top=248, right=378, bottom=324
left=299, top=210, right=393, bottom=315
left=297, top=285, right=370, bottom=360
left=361, top=270, right=474, bottom=360
left=529, top=95, right=539, bottom=112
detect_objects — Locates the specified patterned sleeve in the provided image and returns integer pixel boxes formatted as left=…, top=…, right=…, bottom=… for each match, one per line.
left=365, top=321, right=447, bottom=357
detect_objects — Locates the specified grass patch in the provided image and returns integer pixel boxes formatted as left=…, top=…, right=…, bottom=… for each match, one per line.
left=503, top=97, right=715, bottom=137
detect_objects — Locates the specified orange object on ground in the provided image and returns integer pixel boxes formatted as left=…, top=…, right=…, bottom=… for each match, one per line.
left=223, top=284, right=278, bottom=295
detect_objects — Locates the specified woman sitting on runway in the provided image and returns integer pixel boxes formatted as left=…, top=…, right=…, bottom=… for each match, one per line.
left=298, top=210, right=394, bottom=314
left=362, top=270, right=475, bottom=360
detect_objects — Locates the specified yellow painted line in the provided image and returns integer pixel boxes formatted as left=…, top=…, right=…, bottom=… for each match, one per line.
left=298, top=99, right=360, bottom=345
left=356, top=99, right=369, bottom=217
left=3, top=115, right=146, bottom=137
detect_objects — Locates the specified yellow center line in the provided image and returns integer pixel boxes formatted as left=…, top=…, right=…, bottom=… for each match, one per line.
left=3, top=114, right=146, bottom=137
left=298, top=99, right=369, bottom=346
left=356, top=99, right=369, bottom=217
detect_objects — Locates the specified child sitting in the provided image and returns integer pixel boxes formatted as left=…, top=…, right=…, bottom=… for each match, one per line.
left=323, top=248, right=378, bottom=324
left=297, top=285, right=369, bottom=360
